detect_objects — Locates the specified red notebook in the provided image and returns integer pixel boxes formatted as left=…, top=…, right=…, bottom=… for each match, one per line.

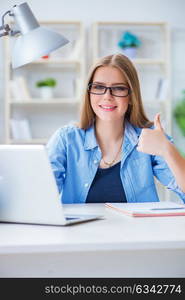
left=105, top=201, right=185, bottom=217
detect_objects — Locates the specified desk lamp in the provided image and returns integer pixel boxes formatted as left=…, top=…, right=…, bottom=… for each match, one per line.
left=0, top=2, right=69, bottom=68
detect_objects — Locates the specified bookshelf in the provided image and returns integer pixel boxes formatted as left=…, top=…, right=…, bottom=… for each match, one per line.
left=92, top=21, right=171, bottom=202
left=4, top=21, right=85, bottom=144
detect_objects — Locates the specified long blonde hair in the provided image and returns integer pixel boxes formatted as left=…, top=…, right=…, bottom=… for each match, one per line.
left=79, top=53, right=153, bottom=129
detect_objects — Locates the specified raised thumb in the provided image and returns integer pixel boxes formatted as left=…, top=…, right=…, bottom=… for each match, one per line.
left=154, top=113, right=163, bottom=131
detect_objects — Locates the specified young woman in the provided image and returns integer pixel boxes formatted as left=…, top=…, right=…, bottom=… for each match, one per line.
left=46, top=53, right=185, bottom=204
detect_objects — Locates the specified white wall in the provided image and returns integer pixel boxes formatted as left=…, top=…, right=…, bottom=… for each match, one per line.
left=1, top=0, right=184, bottom=25
left=0, top=0, right=185, bottom=148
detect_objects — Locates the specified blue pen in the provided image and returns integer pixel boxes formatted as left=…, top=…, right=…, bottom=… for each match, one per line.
left=150, top=207, right=185, bottom=211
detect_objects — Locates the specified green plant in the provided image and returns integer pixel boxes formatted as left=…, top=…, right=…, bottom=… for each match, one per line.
left=174, top=90, right=185, bottom=136
left=118, top=31, right=141, bottom=49
left=36, top=78, right=57, bottom=88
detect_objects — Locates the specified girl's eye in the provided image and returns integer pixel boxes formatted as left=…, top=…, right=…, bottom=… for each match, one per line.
left=94, top=85, right=105, bottom=90
left=113, top=86, right=127, bottom=91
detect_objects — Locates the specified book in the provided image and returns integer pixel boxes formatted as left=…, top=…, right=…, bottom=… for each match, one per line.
left=105, top=201, right=185, bottom=217
left=155, top=78, right=169, bottom=101
left=67, top=40, right=81, bottom=60
left=10, top=76, right=31, bottom=102
left=10, top=119, right=32, bottom=140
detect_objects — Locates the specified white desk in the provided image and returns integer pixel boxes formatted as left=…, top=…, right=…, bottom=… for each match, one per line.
left=0, top=203, right=185, bottom=277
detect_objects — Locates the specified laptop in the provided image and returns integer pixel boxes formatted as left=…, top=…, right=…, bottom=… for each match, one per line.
left=0, top=145, right=103, bottom=226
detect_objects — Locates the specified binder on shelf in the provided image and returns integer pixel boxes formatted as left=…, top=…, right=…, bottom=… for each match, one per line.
left=105, top=201, right=185, bottom=217
left=10, top=119, right=32, bottom=140
left=155, top=78, right=169, bottom=101
left=67, top=40, right=81, bottom=60
left=10, top=76, right=31, bottom=102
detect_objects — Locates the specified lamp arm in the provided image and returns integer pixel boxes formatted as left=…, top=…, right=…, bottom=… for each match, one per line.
left=0, top=9, right=20, bottom=37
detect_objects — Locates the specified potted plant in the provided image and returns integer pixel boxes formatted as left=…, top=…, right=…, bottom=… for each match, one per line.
left=36, top=77, right=57, bottom=99
left=118, top=31, right=141, bottom=58
left=174, top=90, right=185, bottom=136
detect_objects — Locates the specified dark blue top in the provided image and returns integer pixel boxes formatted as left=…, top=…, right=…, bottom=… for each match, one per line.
left=86, top=161, right=127, bottom=203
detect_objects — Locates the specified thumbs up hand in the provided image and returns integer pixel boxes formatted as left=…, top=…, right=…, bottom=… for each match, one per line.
left=137, top=113, right=169, bottom=156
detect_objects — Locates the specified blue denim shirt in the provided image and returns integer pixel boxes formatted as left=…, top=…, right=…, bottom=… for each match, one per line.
left=46, top=122, right=185, bottom=204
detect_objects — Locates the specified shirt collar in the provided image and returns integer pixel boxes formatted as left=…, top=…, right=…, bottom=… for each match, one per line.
left=84, top=124, right=98, bottom=150
left=124, top=120, right=141, bottom=148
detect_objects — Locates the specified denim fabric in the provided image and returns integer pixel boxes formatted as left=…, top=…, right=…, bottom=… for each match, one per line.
left=46, top=121, right=185, bottom=204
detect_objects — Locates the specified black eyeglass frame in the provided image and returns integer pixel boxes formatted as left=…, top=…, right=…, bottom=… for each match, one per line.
left=87, top=83, right=131, bottom=97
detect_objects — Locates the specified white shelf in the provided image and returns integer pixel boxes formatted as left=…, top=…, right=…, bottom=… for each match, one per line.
left=132, top=59, right=166, bottom=65
left=143, top=99, right=167, bottom=104
left=94, top=21, right=167, bottom=26
left=30, top=59, right=82, bottom=65
left=10, top=98, right=80, bottom=105
left=10, top=138, right=48, bottom=145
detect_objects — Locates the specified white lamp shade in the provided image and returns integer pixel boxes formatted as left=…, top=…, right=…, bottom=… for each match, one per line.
left=10, top=2, right=69, bottom=68
left=12, top=26, right=69, bottom=68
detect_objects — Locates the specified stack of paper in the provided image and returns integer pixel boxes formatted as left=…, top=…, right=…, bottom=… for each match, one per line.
left=105, top=201, right=185, bottom=217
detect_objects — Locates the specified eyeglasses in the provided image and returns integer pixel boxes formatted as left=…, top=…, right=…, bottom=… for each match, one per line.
left=88, top=83, right=131, bottom=97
